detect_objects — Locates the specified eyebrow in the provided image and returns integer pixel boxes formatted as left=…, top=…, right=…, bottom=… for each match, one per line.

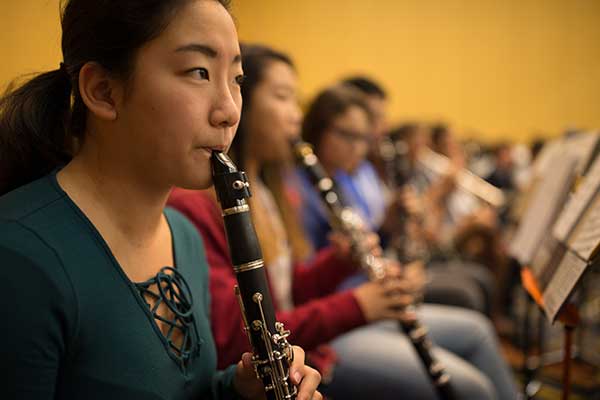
left=273, top=83, right=295, bottom=91
left=175, top=43, right=242, bottom=64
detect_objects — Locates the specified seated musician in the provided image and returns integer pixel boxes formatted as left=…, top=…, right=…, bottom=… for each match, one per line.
left=0, top=2, right=321, bottom=399
left=168, top=43, right=519, bottom=400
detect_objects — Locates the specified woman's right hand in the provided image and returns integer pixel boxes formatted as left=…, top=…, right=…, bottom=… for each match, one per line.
left=352, top=277, right=414, bottom=322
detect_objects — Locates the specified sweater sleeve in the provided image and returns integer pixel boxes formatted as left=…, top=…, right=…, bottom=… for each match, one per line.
left=291, top=246, right=358, bottom=306
left=0, top=222, right=77, bottom=400
left=168, top=190, right=366, bottom=368
left=210, top=364, right=241, bottom=400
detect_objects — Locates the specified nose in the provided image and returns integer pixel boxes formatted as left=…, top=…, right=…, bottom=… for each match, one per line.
left=354, top=139, right=369, bottom=159
left=287, top=102, right=303, bottom=138
left=291, top=102, right=302, bottom=125
left=209, top=83, right=241, bottom=129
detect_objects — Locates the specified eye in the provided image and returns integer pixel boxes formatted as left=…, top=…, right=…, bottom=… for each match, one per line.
left=188, top=67, right=209, bottom=80
left=275, top=92, right=290, bottom=101
left=235, top=74, right=246, bottom=86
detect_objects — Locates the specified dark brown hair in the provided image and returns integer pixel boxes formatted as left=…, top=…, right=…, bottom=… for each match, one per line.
left=302, top=84, right=373, bottom=153
left=342, top=76, right=387, bottom=99
left=228, top=43, right=313, bottom=263
left=230, top=43, right=294, bottom=172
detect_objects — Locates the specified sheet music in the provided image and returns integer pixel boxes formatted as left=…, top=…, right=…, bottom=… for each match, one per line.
left=553, top=155, right=600, bottom=242
left=537, top=239, right=568, bottom=291
left=530, top=236, right=555, bottom=276
left=509, top=153, right=578, bottom=266
left=568, top=194, right=600, bottom=261
left=543, top=249, right=588, bottom=322
left=510, top=137, right=571, bottom=223
left=566, top=131, right=600, bottom=176
left=532, top=138, right=564, bottom=176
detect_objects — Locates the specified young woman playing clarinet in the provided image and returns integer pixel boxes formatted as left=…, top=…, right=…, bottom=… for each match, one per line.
left=0, top=2, right=321, bottom=399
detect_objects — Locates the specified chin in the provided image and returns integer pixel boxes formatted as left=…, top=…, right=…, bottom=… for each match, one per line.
left=174, top=169, right=213, bottom=191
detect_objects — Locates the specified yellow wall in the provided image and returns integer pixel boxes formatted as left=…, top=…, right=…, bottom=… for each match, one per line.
left=0, top=1, right=62, bottom=83
left=2, top=1, right=600, bottom=142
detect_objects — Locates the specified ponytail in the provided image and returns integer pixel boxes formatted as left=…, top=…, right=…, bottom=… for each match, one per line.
left=0, top=67, right=74, bottom=195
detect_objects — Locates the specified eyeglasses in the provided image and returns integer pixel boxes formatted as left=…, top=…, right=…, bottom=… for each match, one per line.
left=330, top=126, right=372, bottom=144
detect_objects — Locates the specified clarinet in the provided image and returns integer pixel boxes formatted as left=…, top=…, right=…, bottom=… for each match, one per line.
left=379, top=134, right=429, bottom=263
left=211, top=151, right=297, bottom=400
left=379, top=133, right=411, bottom=191
left=293, top=140, right=456, bottom=400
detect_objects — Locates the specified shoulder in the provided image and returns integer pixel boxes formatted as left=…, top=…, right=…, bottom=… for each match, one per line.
left=164, top=206, right=213, bottom=300
left=168, top=188, right=225, bottom=240
left=0, top=218, right=78, bottom=342
left=0, top=218, right=79, bottom=388
left=0, top=174, right=65, bottom=220
left=0, top=174, right=71, bottom=284
left=357, top=160, right=377, bottom=175
left=169, top=188, right=221, bottom=221
left=165, top=206, right=205, bottom=253
left=0, top=217, right=76, bottom=298
left=0, top=174, right=83, bottom=291
left=354, top=161, right=381, bottom=184
left=169, top=187, right=218, bottom=210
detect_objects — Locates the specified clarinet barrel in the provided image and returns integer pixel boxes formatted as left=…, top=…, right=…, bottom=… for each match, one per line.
left=211, top=151, right=297, bottom=400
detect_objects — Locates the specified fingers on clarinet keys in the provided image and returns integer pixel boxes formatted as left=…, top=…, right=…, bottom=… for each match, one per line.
left=234, top=346, right=322, bottom=400
left=235, top=352, right=274, bottom=400
left=353, top=280, right=414, bottom=322
left=363, top=232, right=381, bottom=256
left=383, top=260, right=403, bottom=279
left=288, top=346, right=323, bottom=400
left=402, top=260, right=427, bottom=295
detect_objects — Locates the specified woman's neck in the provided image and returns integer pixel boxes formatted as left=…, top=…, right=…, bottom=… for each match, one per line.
left=57, top=145, right=170, bottom=245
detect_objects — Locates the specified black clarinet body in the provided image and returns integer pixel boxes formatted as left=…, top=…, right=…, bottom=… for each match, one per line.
left=211, top=151, right=297, bottom=400
left=293, top=140, right=456, bottom=400
left=380, top=133, right=431, bottom=264
left=380, top=133, right=411, bottom=190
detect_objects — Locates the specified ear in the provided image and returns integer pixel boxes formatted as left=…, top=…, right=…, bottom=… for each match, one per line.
left=78, top=62, right=121, bottom=121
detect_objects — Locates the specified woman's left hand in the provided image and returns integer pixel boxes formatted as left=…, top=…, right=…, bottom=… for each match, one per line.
left=233, top=345, right=323, bottom=400
left=385, top=259, right=426, bottom=298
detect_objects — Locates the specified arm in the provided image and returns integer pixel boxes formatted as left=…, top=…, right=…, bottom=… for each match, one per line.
left=0, top=226, right=76, bottom=399
left=291, top=246, right=357, bottom=305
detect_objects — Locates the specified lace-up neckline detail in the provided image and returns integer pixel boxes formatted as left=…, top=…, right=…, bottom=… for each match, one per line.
left=135, top=266, right=199, bottom=366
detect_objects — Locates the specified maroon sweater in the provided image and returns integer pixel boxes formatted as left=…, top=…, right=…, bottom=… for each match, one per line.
left=168, top=188, right=366, bottom=373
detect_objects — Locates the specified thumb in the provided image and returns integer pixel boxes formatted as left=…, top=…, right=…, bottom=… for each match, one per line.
left=238, top=352, right=256, bottom=379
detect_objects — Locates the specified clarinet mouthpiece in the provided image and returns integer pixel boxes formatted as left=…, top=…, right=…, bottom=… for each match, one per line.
left=210, top=151, right=251, bottom=208
left=211, top=150, right=238, bottom=176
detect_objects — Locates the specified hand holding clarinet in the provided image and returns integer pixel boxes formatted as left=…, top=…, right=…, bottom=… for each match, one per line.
left=211, top=150, right=322, bottom=400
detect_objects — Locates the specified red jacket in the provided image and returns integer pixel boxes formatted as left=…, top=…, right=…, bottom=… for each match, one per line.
left=168, top=188, right=366, bottom=373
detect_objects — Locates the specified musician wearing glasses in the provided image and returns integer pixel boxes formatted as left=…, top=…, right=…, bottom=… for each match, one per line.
left=297, top=84, right=519, bottom=400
